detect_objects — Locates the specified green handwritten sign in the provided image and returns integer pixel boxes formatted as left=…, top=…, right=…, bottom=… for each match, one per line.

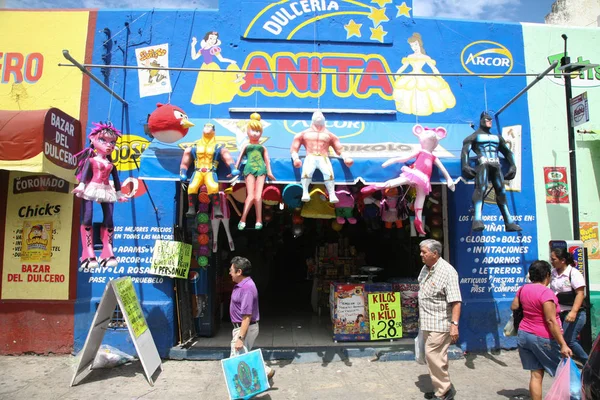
left=115, top=277, right=148, bottom=338
left=368, top=292, right=402, bottom=340
left=149, top=240, right=193, bottom=279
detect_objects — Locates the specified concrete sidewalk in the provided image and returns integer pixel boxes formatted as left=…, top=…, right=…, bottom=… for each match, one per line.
left=0, top=350, right=553, bottom=400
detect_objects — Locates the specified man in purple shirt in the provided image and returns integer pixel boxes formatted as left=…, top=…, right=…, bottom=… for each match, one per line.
left=229, top=256, right=274, bottom=382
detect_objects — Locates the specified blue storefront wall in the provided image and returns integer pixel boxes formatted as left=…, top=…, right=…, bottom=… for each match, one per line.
left=73, top=175, right=178, bottom=357
left=75, top=0, right=538, bottom=354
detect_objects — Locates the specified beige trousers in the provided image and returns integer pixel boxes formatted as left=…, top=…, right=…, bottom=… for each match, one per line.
left=230, top=324, right=272, bottom=375
left=423, top=330, right=452, bottom=397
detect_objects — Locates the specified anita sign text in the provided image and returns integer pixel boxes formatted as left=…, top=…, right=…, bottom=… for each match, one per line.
left=240, top=51, right=394, bottom=99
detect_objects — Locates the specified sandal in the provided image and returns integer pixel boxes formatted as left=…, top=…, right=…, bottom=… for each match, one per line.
left=79, top=257, right=98, bottom=271
left=99, top=256, right=118, bottom=268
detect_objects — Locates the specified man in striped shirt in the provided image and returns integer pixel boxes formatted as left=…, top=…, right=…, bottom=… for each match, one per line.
left=418, top=239, right=462, bottom=400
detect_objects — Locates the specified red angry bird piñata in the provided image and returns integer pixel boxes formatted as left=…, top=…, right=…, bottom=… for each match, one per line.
left=147, top=103, right=195, bottom=143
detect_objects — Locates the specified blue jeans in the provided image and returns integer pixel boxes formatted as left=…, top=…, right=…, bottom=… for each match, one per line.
left=560, top=310, right=588, bottom=363
left=517, top=330, right=562, bottom=376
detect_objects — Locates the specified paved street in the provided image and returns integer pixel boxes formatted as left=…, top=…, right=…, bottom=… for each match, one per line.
left=0, top=350, right=554, bottom=400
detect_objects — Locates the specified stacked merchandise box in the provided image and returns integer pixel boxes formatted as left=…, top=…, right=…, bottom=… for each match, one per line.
left=392, top=280, right=419, bottom=338
left=330, top=283, right=368, bottom=341
left=329, top=282, right=393, bottom=342
left=315, top=243, right=357, bottom=313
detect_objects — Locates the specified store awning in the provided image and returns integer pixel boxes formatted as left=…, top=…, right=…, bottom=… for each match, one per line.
left=0, top=108, right=82, bottom=183
left=139, top=118, right=471, bottom=185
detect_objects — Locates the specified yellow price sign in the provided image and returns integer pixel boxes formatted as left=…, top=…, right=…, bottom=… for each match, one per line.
left=368, top=292, right=402, bottom=340
left=115, top=277, right=148, bottom=338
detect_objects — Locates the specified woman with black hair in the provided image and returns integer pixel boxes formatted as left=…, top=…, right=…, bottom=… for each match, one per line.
left=511, top=260, right=572, bottom=400
left=550, top=247, right=588, bottom=363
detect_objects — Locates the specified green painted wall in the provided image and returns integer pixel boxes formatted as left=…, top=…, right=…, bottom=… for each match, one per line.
left=523, top=23, right=600, bottom=337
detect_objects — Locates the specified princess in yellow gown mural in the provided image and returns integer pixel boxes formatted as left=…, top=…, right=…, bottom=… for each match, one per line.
left=393, top=33, right=456, bottom=116
left=190, top=31, right=245, bottom=105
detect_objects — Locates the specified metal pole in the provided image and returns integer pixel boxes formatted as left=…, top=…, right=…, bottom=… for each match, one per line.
left=62, top=50, right=128, bottom=106
left=495, top=60, right=559, bottom=117
left=561, top=34, right=580, bottom=240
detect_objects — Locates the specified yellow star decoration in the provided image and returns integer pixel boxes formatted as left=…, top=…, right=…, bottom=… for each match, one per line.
left=370, top=0, right=392, bottom=7
left=368, top=7, right=389, bottom=27
left=370, top=25, right=388, bottom=43
left=396, top=2, right=412, bottom=18
left=344, top=19, right=362, bottom=39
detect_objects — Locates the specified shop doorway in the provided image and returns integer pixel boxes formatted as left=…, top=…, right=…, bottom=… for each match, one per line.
left=179, top=184, right=450, bottom=349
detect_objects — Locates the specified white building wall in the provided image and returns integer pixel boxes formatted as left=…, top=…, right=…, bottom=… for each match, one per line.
left=545, top=0, right=600, bottom=27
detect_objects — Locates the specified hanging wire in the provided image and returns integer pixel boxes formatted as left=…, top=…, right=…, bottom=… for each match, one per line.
left=171, top=9, right=197, bottom=95
left=209, top=69, right=214, bottom=119
left=414, top=84, right=419, bottom=125
left=59, top=62, right=572, bottom=78
left=107, top=76, right=117, bottom=122
left=313, top=9, right=321, bottom=110
left=101, top=12, right=149, bottom=48
left=484, top=81, right=488, bottom=112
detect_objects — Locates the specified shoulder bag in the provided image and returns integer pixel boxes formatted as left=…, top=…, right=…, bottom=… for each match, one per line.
left=504, top=288, right=523, bottom=336
left=513, top=288, right=524, bottom=331
left=556, top=268, right=589, bottom=312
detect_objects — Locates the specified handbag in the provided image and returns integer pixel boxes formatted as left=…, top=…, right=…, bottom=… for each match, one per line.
left=556, top=268, right=576, bottom=306
left=221, top=347, right=270, bottom=400
left=556, top=268, right=582, bottom=308
left=512, top=288, right=524, bottom=332
left=513, top=306, right=524, bottom=331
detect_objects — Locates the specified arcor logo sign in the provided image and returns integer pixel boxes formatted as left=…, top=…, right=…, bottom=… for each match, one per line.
left=460, top=41, right=513, bottom=78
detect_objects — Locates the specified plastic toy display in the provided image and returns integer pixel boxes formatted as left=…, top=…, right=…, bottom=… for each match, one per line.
left=361, top=124, right=455, bottom=235
left=334, top=187, right=357, bottom=225
left=147, top=103, right=194, bottom=143
left=235, top=113, right=275, bottom=230
left=300, top=188, right=336, bottom=219
left=210, top=191, right=235, bottom=253
left=73, top=122, right=129, bottom=270
left=179, top=123, right=240, bottom=217
left=461, top=111, right=521, bottom=232
left=380, top=187, right=409, bottom=229
left=290, top=111, right=353, bottom=204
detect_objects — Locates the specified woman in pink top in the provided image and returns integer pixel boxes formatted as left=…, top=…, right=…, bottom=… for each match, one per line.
left=511, top=260, right=572, bottom=400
